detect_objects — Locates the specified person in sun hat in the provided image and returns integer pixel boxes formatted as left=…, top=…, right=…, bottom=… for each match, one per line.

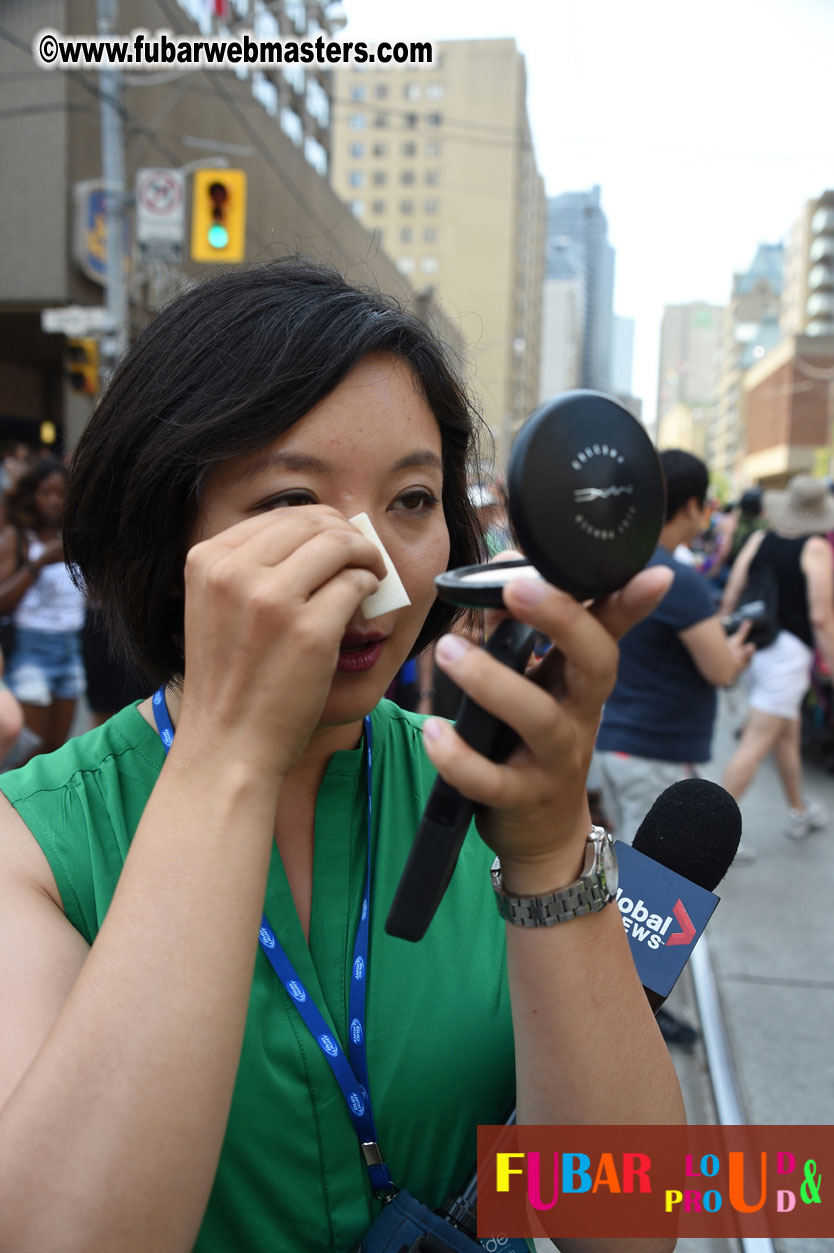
left=720, top=473, right=834, bottom=847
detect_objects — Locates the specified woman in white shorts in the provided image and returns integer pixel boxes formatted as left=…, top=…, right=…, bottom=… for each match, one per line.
left=721, top=475, right=834, bottom=843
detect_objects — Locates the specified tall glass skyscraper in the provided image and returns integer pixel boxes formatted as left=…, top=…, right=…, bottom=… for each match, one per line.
left=545, top=185, right=615, bottom=392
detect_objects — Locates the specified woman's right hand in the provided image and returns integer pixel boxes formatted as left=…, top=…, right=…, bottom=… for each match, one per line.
left=175, top=506, right=386, bottom=781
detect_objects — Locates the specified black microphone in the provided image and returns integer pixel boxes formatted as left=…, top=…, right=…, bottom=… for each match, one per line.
left=632, top=776, right=741, bottom=890
left=623, top=776, right=742, bottom=1010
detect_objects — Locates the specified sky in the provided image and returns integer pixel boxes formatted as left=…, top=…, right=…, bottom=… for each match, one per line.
left=342, top=0, right=834, bottom=428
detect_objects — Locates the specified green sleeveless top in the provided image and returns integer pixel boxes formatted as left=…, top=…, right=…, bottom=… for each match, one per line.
left=0, top=699, right=515, bottom=1251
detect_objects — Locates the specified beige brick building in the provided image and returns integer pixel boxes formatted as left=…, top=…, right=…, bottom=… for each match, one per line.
left=781, top=190, right=834, bottom=338
left=330, top=39, right=545, bottom=471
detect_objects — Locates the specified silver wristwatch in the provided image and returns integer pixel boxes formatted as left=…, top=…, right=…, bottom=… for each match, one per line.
left=491, top=826, right=618, bottom=926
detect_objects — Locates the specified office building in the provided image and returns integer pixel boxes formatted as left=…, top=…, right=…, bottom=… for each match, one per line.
left=742, top=334, right=834, bottom=487
left=781, top=190, right=834, bottom=338
left=544, top=186, right=615, bottom=393
left=539, top=237, right=584, bottom=401
left=0, top=0, right=440, bottom=448
left=711, top=244, right=784, bottom=491
left=656, top=302, right=723, bottom=444
left=331, top=40, right=546, bottom=468
left=611, top=315, right=635, bottom=398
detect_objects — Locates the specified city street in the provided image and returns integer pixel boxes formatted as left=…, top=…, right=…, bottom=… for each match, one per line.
left=663, top=686, right=834, bottom=1253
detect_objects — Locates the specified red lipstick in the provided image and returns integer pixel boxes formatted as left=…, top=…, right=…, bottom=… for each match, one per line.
left=336, top=633, right=387, bottom=674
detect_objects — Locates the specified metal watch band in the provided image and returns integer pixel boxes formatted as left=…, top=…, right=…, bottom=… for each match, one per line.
left=491, top=828, right=616, bottom=927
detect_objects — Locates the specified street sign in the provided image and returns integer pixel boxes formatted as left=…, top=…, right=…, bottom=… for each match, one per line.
left=41, top=306, right=115, bottom=337
left=136, top=167, right=185, bottom=261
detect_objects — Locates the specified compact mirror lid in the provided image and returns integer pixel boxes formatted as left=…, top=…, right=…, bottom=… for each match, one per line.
left=506, top=390, right=665, bottom=600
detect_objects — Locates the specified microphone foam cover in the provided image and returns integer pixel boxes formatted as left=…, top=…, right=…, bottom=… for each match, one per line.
left=631, top=777, right=742, bottom=891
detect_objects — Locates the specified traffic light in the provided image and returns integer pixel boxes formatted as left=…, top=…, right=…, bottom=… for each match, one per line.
left=66, top=338, right=99, bottom=396
left=191, top=169, right=247, bottom=262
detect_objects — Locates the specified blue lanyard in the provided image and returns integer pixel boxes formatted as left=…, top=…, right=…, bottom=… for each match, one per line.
left=151, top=687, right=395, bottom=1197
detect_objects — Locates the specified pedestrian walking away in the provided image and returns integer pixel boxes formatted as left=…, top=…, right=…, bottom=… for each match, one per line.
left=721, top=473, right=834, bottom=851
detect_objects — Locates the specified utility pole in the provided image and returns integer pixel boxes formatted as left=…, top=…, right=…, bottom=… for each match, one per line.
left=96, top=0, right=128, bottom=375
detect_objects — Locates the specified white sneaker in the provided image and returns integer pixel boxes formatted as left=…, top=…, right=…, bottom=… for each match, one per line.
left=785, top=800, right=828, bottom=840
left=733, top=840, right=757, bottom=865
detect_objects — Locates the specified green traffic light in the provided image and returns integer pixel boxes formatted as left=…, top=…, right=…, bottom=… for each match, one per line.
left=208, top=223, right=229, bottom=249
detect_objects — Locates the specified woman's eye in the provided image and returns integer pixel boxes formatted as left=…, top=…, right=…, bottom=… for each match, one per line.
left=260, top=491, right=317, bottom=510
left=392, top=490, right=441, bottom=514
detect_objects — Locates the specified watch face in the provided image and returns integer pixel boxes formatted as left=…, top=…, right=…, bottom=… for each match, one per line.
left=599, top=835, right=619, bottom=897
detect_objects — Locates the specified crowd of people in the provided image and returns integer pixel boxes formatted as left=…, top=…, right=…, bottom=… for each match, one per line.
left=0, top=258, right=831, bottom=1250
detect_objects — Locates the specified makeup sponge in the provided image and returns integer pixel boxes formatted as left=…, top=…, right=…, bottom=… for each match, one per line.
left=349, top=512, right=412, bottom=619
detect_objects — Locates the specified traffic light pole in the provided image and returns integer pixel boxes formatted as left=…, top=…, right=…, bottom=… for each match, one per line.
left=97, top=0, right=128, bottom=377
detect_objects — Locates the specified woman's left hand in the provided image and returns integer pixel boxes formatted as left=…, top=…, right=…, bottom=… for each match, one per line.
left=422, top=564, right=673, bottom=885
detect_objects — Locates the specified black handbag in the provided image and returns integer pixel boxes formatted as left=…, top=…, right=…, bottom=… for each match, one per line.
left=726, top=533, right=780, bottom=650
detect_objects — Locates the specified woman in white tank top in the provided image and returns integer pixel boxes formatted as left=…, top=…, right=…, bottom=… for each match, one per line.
left=0, top=458, right=86, bottom=759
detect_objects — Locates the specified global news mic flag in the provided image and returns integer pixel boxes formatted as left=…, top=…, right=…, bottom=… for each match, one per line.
left=614, top=841, right=720, bottom=999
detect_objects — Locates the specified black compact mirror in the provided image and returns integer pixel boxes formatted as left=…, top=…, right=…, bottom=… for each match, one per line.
left=436, top=390, right=666, bottom=608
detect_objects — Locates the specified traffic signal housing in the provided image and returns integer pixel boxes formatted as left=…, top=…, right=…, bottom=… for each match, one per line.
left=191, top=169, right=247, bottom=262
left=66, top=338, right=99, bottom=396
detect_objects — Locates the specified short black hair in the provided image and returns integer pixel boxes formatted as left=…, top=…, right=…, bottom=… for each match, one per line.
left=64, top=257, right=488, bottom=686
left=659, top=449, right=709, bottom=522
left=739, top=487, right=763, bottom=518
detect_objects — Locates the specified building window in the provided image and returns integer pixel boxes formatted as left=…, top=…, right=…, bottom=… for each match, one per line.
left=349, top=141, right=365, bottom=158
left=371, top=200, right=386, bottom=214
left=426, top=113, right=443, bottom=128
left=425, top=140, right=441, bottom=157
left=400, top=226, right=413, bottom=243
left=307, top=78, right=330, bottom=127
left=400, top=170, right=415, bottom=185
left=421, top=256, right=439, bottom=274
left=404, top=83, right=421, bottom=100
left=424, top=226, right=437, bottom=243
left=283, top=64, right=305, bottom=94
left=348, top=170, right=365, bottom=188
left=372, top=142, right=388, bottom=157
left=373, top=113, right=388, bottom=128
left=397, top=257, right=415, bottom=274
left=304, top=136, right=327, bottom=176
left=424, top=169, right=440, bottom=186
left=400, top=199, right=414, bottom=214
left=424, top=199, right=439, bottom=214
left=372, top=170, right=387, bottom=186
left=281, top=107, right=303, bottom=147
left=350, top=199, right=365, bottom=217
left=350, top=84, right=366, bottom=101
left=284, top=0, right=306, bottom=33
left=375, top=84, right=389, bottom=100
left=252, top=71, right=279, bottom=118
left=403, top=112, right=418, bottom=129
left=349, top=113, right=366, bottom=129
left=426, top=83, right=445, bottom=100
left=401, top=141, right=417, bottom=157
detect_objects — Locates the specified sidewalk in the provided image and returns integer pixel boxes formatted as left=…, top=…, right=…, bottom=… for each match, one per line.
left=700, top=689, right=834, bottom=1135
left=664, top=687, right=834, bottom=1253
